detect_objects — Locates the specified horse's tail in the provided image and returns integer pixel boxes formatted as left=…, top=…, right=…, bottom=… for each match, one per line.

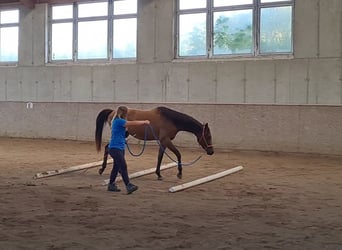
left=95, top=109, right=113, bottom=152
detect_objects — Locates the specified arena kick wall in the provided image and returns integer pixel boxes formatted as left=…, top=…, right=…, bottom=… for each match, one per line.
left=0, top=1, right=341, bottom=155
left=1, top=102, right=341, bottom=155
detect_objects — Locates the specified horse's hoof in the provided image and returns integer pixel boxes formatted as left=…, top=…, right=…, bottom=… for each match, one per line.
left=177, top=173, right=182, bottom=179
left=98, top=169, right=104, bottom=175
left=157, top=176, right=163, bottom=181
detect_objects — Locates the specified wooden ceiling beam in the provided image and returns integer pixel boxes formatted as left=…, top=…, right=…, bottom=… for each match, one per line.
left=0, top=0, right=91, bottom=8
left=20, top=0, right=35, bottom=8
left=0, top=0, right=36, bottom=9
left=37, top=0, right=83, bottom=3
left=0, top=0, right=18, bottom=4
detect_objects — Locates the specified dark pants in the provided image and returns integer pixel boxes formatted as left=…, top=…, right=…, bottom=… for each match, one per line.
left=108, top=148, right=130, bottom=186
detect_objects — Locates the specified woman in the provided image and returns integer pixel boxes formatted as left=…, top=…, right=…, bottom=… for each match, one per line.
left=108, top=106, right=150, bottom=194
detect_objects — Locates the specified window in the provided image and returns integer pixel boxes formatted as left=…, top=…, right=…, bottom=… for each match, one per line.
left=49, top=0, right=137, bottom=62
left=0, top=9, right=19, bottom=63
left=176, top=0, right=293, bottom=58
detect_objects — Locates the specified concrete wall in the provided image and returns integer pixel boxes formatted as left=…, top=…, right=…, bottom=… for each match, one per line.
left=1, top=102, right=341, bottom=155
left=1, top=0, right=342, bottom=155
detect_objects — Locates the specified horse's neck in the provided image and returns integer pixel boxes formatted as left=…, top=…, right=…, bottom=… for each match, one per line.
left=158, top=106, right=203, bottom=137
left=177, top=119, right=202, bottom=137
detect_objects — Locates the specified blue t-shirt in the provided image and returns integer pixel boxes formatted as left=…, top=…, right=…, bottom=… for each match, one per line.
left=109, top=118, right=127, bottom=150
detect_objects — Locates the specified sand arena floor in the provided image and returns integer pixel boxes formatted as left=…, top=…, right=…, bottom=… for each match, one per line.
left=0, top=137, right=341, bottom=250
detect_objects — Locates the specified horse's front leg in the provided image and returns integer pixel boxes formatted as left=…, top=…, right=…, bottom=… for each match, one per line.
left=99, top=143, right=109, bottom=175
left=155, top=146, right=165, bottom=180
left=164, top=141, right=182, bottom=179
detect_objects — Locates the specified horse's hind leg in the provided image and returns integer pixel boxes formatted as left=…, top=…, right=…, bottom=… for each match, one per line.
left=99, top=143, right=109, bottom=175
left=155, top=146, right=165, bottom=180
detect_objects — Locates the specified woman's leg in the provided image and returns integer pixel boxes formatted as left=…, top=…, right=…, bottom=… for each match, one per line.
left=117, top=150, right=130, bottom=185
left=108, top=148, right=121, bottom=185
left=109, top=148, right=137, bottom=194
left=120, top=150, right=138, bottom=194
left=109, top=149, right=129, bottom=185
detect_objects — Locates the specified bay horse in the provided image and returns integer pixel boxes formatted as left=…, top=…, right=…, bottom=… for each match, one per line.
left=95, top=106, right=214, bottom=180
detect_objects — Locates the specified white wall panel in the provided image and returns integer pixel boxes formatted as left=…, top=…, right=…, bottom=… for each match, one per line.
left=294, top=0, right=319, bottom=58
left=319, top=0, right=342, bottom=57
left=289, top=60, right=309, bottom=104
left=92, top=66, right=115, bottom=102
left=166, top=63, right=189, bottom=102
left=188, top=63, right=216, bottom=102
left=36, top=67, right=54, bottom=101
left=216, top=62, right=245, bottom=103
left=245, top=62, right=275, bottom=103
left=114, top=64, right=138, bottom=102
left=4, top=68, right=20, bottom=101
left=49, top=66, right=72, bottom=102
left=138, top=64, right=165, bottom=102
left=71, top=66, right=92, bottom=102
left=275, top=61, right=291, bottom=103
left=309, top=58, right=341, bottom=104
left=0, top=68, right=6, bottom=101
left=19, top=67, right=36, bottom=101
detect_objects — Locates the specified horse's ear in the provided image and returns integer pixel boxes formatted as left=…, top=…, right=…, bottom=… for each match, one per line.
left=205, top=123, right=208, bottom=128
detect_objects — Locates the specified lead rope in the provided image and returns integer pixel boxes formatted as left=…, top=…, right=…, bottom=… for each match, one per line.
left=125, top=124, right=203, bottom=166
left=125, top=126, right=148, bottom=157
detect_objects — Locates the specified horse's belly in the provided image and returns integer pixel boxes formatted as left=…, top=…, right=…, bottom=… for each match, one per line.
left=127, top=126, right=158, bottom=141
left=128, top=127, right=146, bottom=140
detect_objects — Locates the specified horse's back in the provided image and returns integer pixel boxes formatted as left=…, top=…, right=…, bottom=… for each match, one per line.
left=127, top=108, right=160, bottom=120
left=126, top=108, right=160, bottom=140
left=126, top=107, right=177, bottom=140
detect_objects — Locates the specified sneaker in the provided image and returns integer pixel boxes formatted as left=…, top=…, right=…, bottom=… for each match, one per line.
left=126, top=183, right=138, bottom=194
left=107, top=183, right=121, bottom=192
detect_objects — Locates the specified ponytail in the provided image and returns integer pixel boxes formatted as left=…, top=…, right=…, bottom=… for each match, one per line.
left=115, top=106, right=128, bottom=119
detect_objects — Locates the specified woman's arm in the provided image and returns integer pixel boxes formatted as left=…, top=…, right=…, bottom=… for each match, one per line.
left=125, top=120, right=150, bottom=127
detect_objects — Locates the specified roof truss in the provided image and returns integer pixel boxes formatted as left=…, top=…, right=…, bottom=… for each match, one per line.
left=0, top=0, right=80, bottom=9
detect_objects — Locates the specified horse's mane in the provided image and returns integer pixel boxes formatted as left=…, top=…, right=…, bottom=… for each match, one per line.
left=157, top=106, right=202, bottom=134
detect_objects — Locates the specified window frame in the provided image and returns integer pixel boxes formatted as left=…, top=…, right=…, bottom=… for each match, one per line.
left=0, top=7, right=19, bottom=65
left=175, top=0, right=294, bottom=59
left=48, top=0, right=137, bottom=63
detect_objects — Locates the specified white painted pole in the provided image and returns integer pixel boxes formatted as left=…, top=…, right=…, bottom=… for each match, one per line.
left=103, top=162, right=178, bottom=185
left=168, top=166, right=243, bottom=193
left=33, top=159, right=113, bottom=179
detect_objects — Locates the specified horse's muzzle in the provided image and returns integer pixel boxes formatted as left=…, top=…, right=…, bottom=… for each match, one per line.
left=207, top=148, right=214, bottom=155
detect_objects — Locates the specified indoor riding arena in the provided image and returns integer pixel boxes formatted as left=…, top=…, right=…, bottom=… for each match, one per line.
left=0, top=1, right=341, bottom=250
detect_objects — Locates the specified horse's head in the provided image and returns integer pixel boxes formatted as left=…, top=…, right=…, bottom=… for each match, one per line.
left=197, top=123, right=214, bottom=155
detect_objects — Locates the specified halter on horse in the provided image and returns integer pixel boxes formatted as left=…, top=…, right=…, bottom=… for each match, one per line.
left=95, top=106, right=214, bottom=180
